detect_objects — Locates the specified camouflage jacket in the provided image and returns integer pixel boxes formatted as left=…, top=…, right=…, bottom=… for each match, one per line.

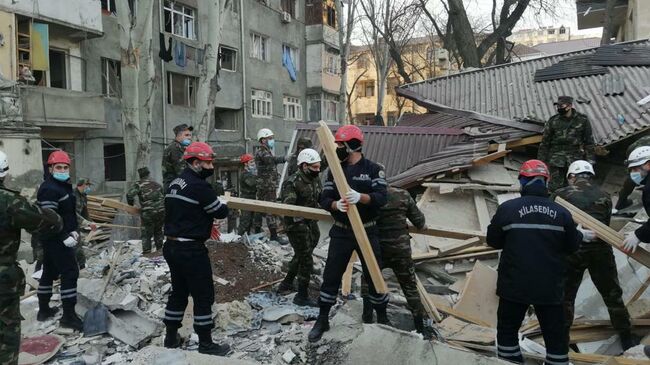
left=162, top=141, right=186, bottom=187
left=126, top=179, right=165, bottom=215
left=74, top=188, right=89, bottom=220
left=240, top=170, right=257, bottom=199
left=626, top=133, right=650, bottom=157
left=287, top=151, right=328, bottom=178
left=553, top=178, right=611, bottom=245
left=281, top=169, right=322, bottom=231
left=538, top=110, right=595, bottom=167
left=255, top=145, right=285, bottom=189
left=377, top=187, right=426, bottom=257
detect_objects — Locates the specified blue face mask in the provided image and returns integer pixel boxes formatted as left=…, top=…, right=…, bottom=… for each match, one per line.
left=84, top=187, right=92, bottom=194
left=267, top=139, right=275, bottom=149
left=630, top=171, right=646, bottom=185
left=181, top=139, right=191, bottom=147
left=53, top=172, right=70, bottom=182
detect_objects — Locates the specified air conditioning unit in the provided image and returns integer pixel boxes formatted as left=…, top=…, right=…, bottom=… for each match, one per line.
left=281, top=11, right=292, bottom=23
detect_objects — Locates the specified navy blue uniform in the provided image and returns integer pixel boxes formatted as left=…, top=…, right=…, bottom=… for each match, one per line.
left=487, top=183, right=580, bottom=365
left=36, top=175, right=79, bottom=310
left=163, top=168, right=228, bottom=335
left=635, top=177, right=650, bottom=242
left=318, top=157, right=388, bottom=309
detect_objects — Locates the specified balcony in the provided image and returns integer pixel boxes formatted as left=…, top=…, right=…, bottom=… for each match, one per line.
left=0, top=0, right=103, bottom=36
left=576, top=0, right=628, bottom=30
left=20, top=86, right=107, bottom=129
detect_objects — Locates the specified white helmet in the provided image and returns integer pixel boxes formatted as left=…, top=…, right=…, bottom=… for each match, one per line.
left=0, top=150, right=8, bottom=178
left=628, top=146, right=650, bottom=168
left=566, top=160, right=595, bottom=178
left=297, top=148, right=321, bottom=166
left=257, top=128, right=274, bottom=141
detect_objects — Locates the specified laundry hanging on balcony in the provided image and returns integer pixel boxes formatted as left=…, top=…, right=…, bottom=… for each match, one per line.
left=282, top=47, right=297, bottom=82
left=158, top=33, right=173, bottom=62
left=173, top=39, right=186, bottom=67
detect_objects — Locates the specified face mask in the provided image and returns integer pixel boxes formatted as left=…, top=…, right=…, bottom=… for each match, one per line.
left=556, top=106, right=570, bottom=116
left=267, top=139, right=275, bottom=149
left=630, top=171, right=646, bottom=185
left=181, top=138, right=191, bottom=146
left=336, top=147, right=349, bottom=162
left=84, top=187, right=92, bottom=194
left=53, top=172, right=70, bottom=182
left=199, top=168, right=214, bottom=179
left=306, top=168, right=320, bottom=179
left=247, top=164, right=257, bottom=175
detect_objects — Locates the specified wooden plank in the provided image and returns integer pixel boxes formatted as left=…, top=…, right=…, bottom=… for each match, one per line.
left=627, top=274, right=650, bottom=305
left=414, top=248, right=500, bottom=262
left=452, top=261, right=499, bottom=328
left=415, top=276, right=443, bottom=322
left=556, top=197, right=650, bottom=268
left=97, top=197, right=140, bottom=215
left=471, top=150, right=510, bottom=167
left=316, top=121, right=387, bottom=293
left=488, top=135, right=543, bottom=152
left=422, top=182, right=520, bottom=193
left=438, top=237, right=481, bottom=256
left=341, top=252, right=358, bottom=296
left=473, top=192, right=490, bottom=233
left=429, top=294, right=492, bottom=327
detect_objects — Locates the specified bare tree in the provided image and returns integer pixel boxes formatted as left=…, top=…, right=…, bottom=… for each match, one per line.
left=336, top=0, right=358, bottom=125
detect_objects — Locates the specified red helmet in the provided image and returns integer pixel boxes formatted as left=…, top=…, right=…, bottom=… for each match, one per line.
left=519, top=159, right=550, bottom=180
left=47, top=150, right=71, bottom=165
left=334, top=125, right=364, bottom=143
left=183, top=142, right=215, bottom=161
left=240, top=153, right=254, bottom=164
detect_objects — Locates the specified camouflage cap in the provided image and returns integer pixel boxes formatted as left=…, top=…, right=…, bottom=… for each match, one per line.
left=173, top=123, right=194, bottom=136
left=138, top=167, right=150, bottom=178
left=76, top=178, right=92, bottom=186
left=554, top=96, right=574, bottom=105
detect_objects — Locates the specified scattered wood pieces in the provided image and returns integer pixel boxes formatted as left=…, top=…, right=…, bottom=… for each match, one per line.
left=473, top=192, right=490, bottom=233
left=472, top=150, right=511, bottom=167
left=452, top=261, right=499, bottom=328
left=250, top=278, right=284, bottom=292
left=438, top=317, right=495, bottom=345
left=415, top=276, right=442, bottom=322
left=488, top=135, right=543, bottom=152
left=422, top=182, right=520, bottom=193
left=438, top=237, right=481, bottom=256
left=88, top=195, right=140, bottom=215
left=341, top=252, right=358, bottom=296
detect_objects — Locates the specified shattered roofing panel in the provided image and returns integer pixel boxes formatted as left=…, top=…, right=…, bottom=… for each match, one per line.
left=534, top=55, right=609, bottom=82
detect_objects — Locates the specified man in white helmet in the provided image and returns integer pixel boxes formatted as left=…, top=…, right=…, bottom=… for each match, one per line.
left=254, top=128, right=288, bottom=244
left=278, top=148, right=322, bottom=306
left=624, top=146, right=650, bottom=255
left=553, top=160, right=636, bottom=350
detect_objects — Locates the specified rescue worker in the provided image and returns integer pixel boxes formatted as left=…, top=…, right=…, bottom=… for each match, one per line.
left=36, top=150, right=84, bottom=331
left=163, top=142, right=230, bottom=356
left=162, top=123, right=193, bottom=191
left=487, top=159, right=580, bottom=365
left=254, top=128, right=288, bottom=244
left=0, top=150, right=63, bottom=365
left=73, top=178, right=95, bottom=268
left=309, top=125, right=388, bottom=342
left=287, top=137, right=313, bottom=177
left=537, top=96, right=595, bottom=192
left=553, top=160, right=636, bottom=350
left=237, top=154, right=262, bottom=235
left=127, top=167, right=165, bottom=254
left=278, top=148, right=322, bottom=306
left=360, top=185, right=436, bottom=338
left=615, top=134, right=650, bottom=211
left=623, top=146, right=650, bottom=255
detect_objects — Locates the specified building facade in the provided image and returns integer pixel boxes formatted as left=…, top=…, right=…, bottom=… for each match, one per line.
left=507, top=26, right=587, bottom=47
left=576, top=0, right=650, bottom=42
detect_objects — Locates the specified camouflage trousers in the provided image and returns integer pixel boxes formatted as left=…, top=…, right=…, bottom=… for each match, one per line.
left=31, top=234, right=43, bottom=265
left=563, top=244, right=631, bottom=337
left=74, top=236, right=86, bottom=268
left=257, top=187, right=278, bottom=230
left=141, top=211, right=164, bottom=252
left=548, top=165, right=569, bottom=192
left=361, top=254, right=425, bottom=318
left=285, top=223, right=320, bottom=287
left=237, top=209, right=262, bottom=235
left=0, top=263, right=25, bottom=365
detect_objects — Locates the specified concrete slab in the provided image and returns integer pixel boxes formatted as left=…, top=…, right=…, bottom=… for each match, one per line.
left=131, top=346, right=259, bottom=365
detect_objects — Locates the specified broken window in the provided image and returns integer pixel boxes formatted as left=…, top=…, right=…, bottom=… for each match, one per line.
left=101, top=0, right=116, bottom=14
left=102, top=58, right=122, bottom=97
left=219, top=46, right=237, bottom=72
left=326, top=4, right=336, bottom=28
left=251, top=89, right=272, bottom=118
left=104, top=143, right=126, bottom=181
left=164, top=1, right=197, bottom=40
left=281, top=0, right=296, bottom=17
left=283, top=96, right=302, bottom=121
left=215, top=108, right=240, bottom=130
left=250, top=33, right=268, bottom=61
left=167, top=72, right=197, bottom=107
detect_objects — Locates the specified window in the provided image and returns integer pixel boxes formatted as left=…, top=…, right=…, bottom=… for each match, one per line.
left=102, top=58, right=122, bottom=97
left=49, top=50, right=68, bottom=89
left=547, top=29, right=555, bottom=35
left=308, top=94, right=338, bottom=122
left=101, top=0, right=116, bottom=14
left=215, top=108, right=240, bottom=130
left=358, top=80, right=374, bottom=97
left=283, top=96, right=302, bottom=121
left=282, top=44, right=299, bottom=71
left=559, top=26, right=566, bottom=34
left=250, top=33, right=268, bottom=61
left=167, top=72, right=197, bottom=107
left=281, top=0, right=296, bottom=17
left=251, top=89, right=272, bottom=118
left=325, top=53, right=338, bottom=74
left=326, top=4, right=336, bottom=28
left=219, top=46, right=237, bottom=72
left=104, top=143, right=126, bottom=181
left=164, top=1, right=197, bottom=40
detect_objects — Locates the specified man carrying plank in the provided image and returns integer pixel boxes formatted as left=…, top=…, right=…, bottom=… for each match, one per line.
left=309, top=125, right=388, bottom=342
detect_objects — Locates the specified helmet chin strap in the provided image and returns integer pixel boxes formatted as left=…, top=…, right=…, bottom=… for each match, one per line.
left=343, top=141, right=362, bottom=153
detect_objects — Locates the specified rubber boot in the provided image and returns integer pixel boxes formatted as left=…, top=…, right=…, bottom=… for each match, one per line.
left=620, top=330, right=640, bottom=351
left=197, top=330, right=230, bottom=356
left=375, top=304, right=391, bottom=326
left=59, top=303, right=83, bottom=331
left=362, top=297, right=374, bottom=323
left=293, top=284, right=318, bottom=307
left=164, top=327, right=182, bottom=348
left=37, top=297, right=59, bottom=322
left=308, top=315, right=330, bottom=342
left=277, top=277, right=295, bottom=295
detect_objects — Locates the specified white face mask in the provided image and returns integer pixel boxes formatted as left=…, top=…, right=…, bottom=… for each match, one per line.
left=631, top=171, right=646, bottom=185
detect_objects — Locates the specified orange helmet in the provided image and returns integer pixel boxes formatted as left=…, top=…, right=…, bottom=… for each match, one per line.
left=183, top=142, right=215, bottom=161
left=334, top=125, right=364, bottom=143
left=240, top=153, right=254, bottom=164
left=47, top=150, right=71, bottom=165
left=519, top=159, right=550, bottom=180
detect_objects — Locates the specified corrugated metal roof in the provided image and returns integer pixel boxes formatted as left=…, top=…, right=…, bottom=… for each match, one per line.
left=534, top=54, right=609, bottom=82
left=397, top=39, right=650, bottom=145
left=591, top=43, right=650, bottom=66
left=532, top=37, right=601, bottom=56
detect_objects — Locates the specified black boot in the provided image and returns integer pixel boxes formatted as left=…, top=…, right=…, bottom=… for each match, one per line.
left=413, top=315, right=439, bottom=341
left=164, top=327, right=182, bottom=348
left=615, top=198, right=634, bottom=211
left=375, top=304, right=391, bottom=326
left=362, top=297, right=374, bottom=323
left=60, top=304, right=83, bottom=331
left=277, top=278, right=295, bottom=295
left=197, top=330, right=230, bottom=356
left=293, top=284, right=318, bottom=307
left=620, top=330, right=640, bottom=351
left=37, top=297, right=59, bottom=322
left=308, top=315, right=330, bottom=342
left=269, top=228, right=288, bottom=245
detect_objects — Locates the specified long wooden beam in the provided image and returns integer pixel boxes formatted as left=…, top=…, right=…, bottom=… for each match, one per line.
left=87, top=195, right=140, bottom=215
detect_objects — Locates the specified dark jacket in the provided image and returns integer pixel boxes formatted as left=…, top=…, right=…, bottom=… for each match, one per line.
left=164, top=167, right=228, bottom=241
left=636, top=176, right=650, bottom=242
left=37, top=174, right=78, bottom=242
left=487, top=183, right=580, bottom=305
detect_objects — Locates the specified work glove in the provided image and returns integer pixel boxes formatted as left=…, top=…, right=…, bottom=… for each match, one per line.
left=210, top=221, right=221, bottom=241
left=623, top=232, right=641, bottom=253
left=577, top=224, right=596, bottom=242
left=336, top=199, right=349, bottom=213
left=63, top=232, right=79, bottom=248
left=345, top=189, right=361, bottom=205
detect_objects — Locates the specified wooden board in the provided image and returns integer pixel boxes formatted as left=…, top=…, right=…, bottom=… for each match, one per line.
left=473, top=192, right=490, bottom=233
left=468, top=163, right=516, bottom=186
left=438, top=237, right=481, bottom=256
left=452, top=261, right=499, bottom=328
left=488, top=135, right=543, bottom=152
left=413, top=248, right=500, bottom=262
left=437, top=317, right=495, bottom=345
left=422, top=182, right=520, bottom=193
left=556, top=197, right=650, bottom=269
left=341, top=252, right=358, bottom=296
left=316, top=121, right=387, bottom=293
left=88, top=196, right=140, bottom=215
left=415, top=275, right=442, bottom=322
left=471, top=150, right=511, bottom=167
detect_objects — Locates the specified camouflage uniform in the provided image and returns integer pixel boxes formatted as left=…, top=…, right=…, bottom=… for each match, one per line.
left=361, top=187, right=427, bottom=319
left=162, top=141, right=186, bottom=192
left=73, top=187, right=89, bottom=267
left=538, top=110, right=595, bottom=191
left=280, top=169, right=322, bottom=288
left=255, top=144, right=285, bottom=230
left=237, top=169, right=262, bottom=235
left=553, top=178, right=631, bottom=338
left=127, top=168, right=165, bottom=253
left=617, top=133, right=650, bottom=209
left=0, top=181, right=61, bottom=365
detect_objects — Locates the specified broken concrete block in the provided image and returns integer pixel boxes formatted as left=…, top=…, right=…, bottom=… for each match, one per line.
left=214, top=300, right=253, bottom=332
left=107, top=310, right=161, bottom=348
left=282, top=349, right=296, bottom=363
left=130, top=346, right=259, bottom=365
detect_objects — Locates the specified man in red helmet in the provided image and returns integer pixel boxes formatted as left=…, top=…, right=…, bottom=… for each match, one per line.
left=36, top=150, right=84, bottom=331
left=309, top=125, right=388, bottom=342
left=487, top=159, right=581, bottom=365
left=162, top=142, right=230, bottom=356
left=237, top=153, right=262, bottom=235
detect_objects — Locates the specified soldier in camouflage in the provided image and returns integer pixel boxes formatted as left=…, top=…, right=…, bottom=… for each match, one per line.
left=538, top=96, right=596, bottom=192
left=553, top=160, right=637, bottom=350
left=254, top=128, right=288, bottom=243
left=127, top=167, right=165, bottom=254
left=360, top=185, right=436, bottom=338
left=616, top=133, right=650, bottom=210
left=278, top=148, right=322, bottom=306
left=0, top=150, right=63, bottom=365
left=73, top=178, right=96, bottom=268
left=237, top=154, right=262, bottom=235
left=162, top=124, right=193, bottom=191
